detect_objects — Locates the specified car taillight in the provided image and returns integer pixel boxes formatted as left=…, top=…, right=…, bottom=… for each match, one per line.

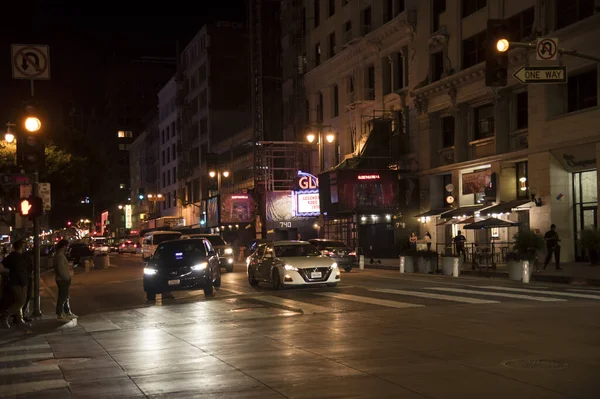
left=134, top=244, right=138, bottom=248
left=349, top=252, right=356, bottom=256
left=121, top=244, right=125, bottom=248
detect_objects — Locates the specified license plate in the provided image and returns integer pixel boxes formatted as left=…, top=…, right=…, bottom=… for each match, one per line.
left=168, top=279, right=180, bottom=286
left=311, top=271, right=322, bottom=279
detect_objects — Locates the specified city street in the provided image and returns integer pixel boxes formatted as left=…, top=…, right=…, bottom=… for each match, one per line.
left=0, top=255, right=599, bottom=398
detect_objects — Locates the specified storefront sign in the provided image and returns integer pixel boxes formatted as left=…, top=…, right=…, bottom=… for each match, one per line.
left=125, top=205, right=132, bottom=229
left=220, top=194, right=253, bottom=224
left=296, top=171, right=319, bottom=190
left=296, top=193, right=320, bottom=214
left=357, top=174, right=380, bottom=180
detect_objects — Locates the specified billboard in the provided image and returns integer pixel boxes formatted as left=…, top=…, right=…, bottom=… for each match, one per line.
left=462, top=169, right=492, bottom=195
left=124, top=205, right=132, bottom=229
left=220, top=194, right=254, bottom=223
left=206, top=196, right=219, bottom=227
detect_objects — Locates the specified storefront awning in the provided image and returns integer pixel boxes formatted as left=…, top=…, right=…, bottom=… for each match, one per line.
left=439, top=205, right=486, bottom=219
left=480, top=199, right=532, bottom=216
left=414, top=208, right=452, bottom=218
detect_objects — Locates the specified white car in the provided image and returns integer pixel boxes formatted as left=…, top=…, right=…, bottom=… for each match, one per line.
left=247, top=241, right=340, bottom=289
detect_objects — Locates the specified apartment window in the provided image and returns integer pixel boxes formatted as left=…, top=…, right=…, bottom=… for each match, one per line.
left=162, top=150, right=165, bottom=166
left=441, top=116, right=455, bottom=148
left=507, top=7, right=534, bottom=42
left=172, top=143, right=176, bottom=160
left=119, top=183, right=125, bottom=190
left=315, top=43, right=321, bottom=66
left=166, top=149, right=170, bottom=163
left=317, top=92, right=324, bottom=123
left=432, top=0, right=446, bottom=32
left=474, top=104, right=495, bottom=140
left=329, top=0, right=335, bottom=17
left=198, top=64, right=207, bottom=83
left=568, top=68, right=598, bottom=113
left=162, top=172, right=165, bottom=188
left=462, top=0, right=487, bottom=18
left=200, top=117, right=208, bottom=137
left=516, top=162, right=529, bottom=200
left=431, top=51, right=444, bottom=82
left=172, top=167, right=177, bottom=182
left=462, top=31, right=486, bottom=69
left=557, top=0, right=595, bottom=30
left=394, top=52, right=405, bottom=91
left=344, top=21, right=352, bottom=43
left=332, top=85, right=339, bottom=117
left=301, top=7, right=307, bottom=35
left=167, top=171, right=171, bottom=186
left=516, top=91, right=528, bottom=130
left=385, top=0, right=405, bottom=22
left=118, top=144, right=130, bottom=151
left=314, top=0, right=320, bottom=27
left=362, top=6, right=372, bottom=35
left=366, top=65, right=375, bottom=100
left=117, top=130, right=132, bottom=138
left=329, top=32, right=336, bottom=57
left=173, top=190, right=177, bottom=207
left=161, top=130, right=165, bottom=144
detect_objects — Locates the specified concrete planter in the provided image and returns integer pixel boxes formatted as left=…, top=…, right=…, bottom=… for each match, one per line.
left=416, top=257, right=434, bottom=273
left=399, top=256, right=414, bottom=273
left=508, top=260, right=532, bottom=282
left=441, top=257, right=461, bottom=276
left=93, top=255, right=110, bottom=269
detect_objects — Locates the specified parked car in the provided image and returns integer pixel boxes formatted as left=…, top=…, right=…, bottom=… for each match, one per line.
left=143, top=238, right=221, bottom=301
left=181, top=234, right=234, bottom=272
left=308, top=239, right=357, bottom=272
left=247, top=241, right=340, bottom=289
left=141, top=231, right=182, bottom=261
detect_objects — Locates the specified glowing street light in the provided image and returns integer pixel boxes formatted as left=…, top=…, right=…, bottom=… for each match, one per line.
left=306, top=133, right=316, bottom=143
left=326, top=133, right=335, bottom=143
left=222, top=171, right=230, bottom=178
left=496, top=39, right=509, bottom=52
left=24, top=117, right=41, bottom=132
left=209, top=170, right=216, bottom=178
left=4, top=133, right=14, bottom=143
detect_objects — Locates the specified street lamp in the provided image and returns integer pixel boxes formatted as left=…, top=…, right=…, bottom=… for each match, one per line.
left=209, top=170, right=230, bottom=195
left=306, top=126, right=337, bottom=172
left=4, top=132, right=14, bottom=143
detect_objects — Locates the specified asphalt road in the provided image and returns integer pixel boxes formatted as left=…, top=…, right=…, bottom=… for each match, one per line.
left=4, top=254, right=600, bottom=398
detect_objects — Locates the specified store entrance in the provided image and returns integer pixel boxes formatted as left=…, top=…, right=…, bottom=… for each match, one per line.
left=358, top=223, right=395, bottom=259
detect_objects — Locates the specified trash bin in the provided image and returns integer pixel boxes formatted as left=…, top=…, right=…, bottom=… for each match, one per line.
left=93, top=254, right=110, bottom=269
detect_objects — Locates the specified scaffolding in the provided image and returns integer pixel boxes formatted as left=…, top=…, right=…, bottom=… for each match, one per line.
left=255, top=141, right=311, bottom=192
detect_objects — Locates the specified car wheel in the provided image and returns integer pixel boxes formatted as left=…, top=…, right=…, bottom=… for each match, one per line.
left=248, top=267, right=259, bottom=286
left=326, top=283, right=338, bottom=287
left=272, top=269, right=283, bottom=290
left=204, top=280, right=214, bottom=296
left=214, top=272, right=222, bottom=287
left=344, top=266, right=352, bottom=272
left=146, top=291, right=156, bottom=301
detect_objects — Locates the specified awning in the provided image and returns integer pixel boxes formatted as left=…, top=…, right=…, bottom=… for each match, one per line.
left=463, top=217, right=521, bottom=230
left=414, top=208, right=452, bottom=218
left=480, top=199, right=532, bottom=216
left=440, top=205, right=486, bottom=219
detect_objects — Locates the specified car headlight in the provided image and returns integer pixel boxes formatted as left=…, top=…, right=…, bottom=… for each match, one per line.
left=143, top=267, right=157, bottom=275
left=331, top=262, right=338, bottom=269
left=191, top=262, right=208, bottom=271
left=224, top=248, right=233, bottom=255
left=284, top=264, right=298, bottom=271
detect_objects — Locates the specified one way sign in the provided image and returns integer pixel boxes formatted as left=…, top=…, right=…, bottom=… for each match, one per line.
left=513, top=66, right=567, bottom=84
left=11, top=44, right=51, bottom=80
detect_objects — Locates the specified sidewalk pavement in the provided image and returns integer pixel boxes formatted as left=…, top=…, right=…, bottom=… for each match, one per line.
left=362, top=257, right=600, bottom=286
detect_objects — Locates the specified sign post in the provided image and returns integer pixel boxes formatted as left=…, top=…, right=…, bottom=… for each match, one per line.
left=512, top=66, right=567, bottom=84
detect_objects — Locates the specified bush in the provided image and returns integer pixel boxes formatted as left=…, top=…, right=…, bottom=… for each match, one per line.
left=512, top=230, right=544, bottom=261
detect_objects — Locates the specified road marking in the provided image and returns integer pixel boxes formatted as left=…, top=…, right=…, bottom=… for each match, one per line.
left=425, top=287, right=567, bottom=302
left=219, top=287, right=247, bottom=295
left=0, top=379, right=68, bottom=397
left=372, top=288, right=500, bottom=304
left=0, top=344, right=50, bottom=353
left=479, top=286, right=600, bottom=300
left=0, top=352, right=54, bottom=363
left=252, top=295, right=333, bottom=314
left=568, top=288, right=600, bottom=294
left=0, top=363, right=59, bottom=376
left=316, top=292, right=425, bottom=309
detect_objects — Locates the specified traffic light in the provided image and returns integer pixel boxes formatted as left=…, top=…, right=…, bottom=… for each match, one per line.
left=19, top=196, right=43, bottom=220
left=485, top=19, right=510, bottom=87
left=16, top=106, right=45, bottom=172
left=138, top=187, right=145, bottom=200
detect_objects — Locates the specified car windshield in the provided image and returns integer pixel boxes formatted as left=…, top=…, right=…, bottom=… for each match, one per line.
left=274, top=244, right=321, bottom=257
left=316, top=240, right=347, bottom=248
left=194, top=235, right=226, bottom=246
left=154, top=233, right=182, bottom=245
left=157, top=240, right=207, bottom=259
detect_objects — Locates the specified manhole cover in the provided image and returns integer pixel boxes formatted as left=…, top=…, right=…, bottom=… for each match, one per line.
left=35, top=357, right=91, bottom=366
left=501, top=359, right=567, bottom=370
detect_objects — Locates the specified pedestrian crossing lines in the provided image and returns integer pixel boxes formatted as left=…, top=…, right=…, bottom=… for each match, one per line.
left=0, top=342, right=69, bottom=398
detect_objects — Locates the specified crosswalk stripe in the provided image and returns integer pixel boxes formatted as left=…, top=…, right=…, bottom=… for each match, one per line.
left=252, top=295, right=333, bottom=314
left=425, top=287, right=567, bottom=302
left=479, top=286, right=600, bottom=300
left=316, top=292, right=425, bottom=308
left=0, top=379, right=68, bottom=398
left=0, top=363, right=59, bottom=376
left=0, top=352, right=54, bottom=363
left=371, top=288, right=500, bottom=304
left=0, top=344, right=50, bottom=353
left=568, top=288, right=600, bottom=294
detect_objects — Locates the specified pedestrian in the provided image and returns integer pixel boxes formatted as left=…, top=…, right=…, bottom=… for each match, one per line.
left=54, top=240, right=77, bottom=322
left=454, top=230, right=467, bottom=262
left=0, top=240, right=31, bottom=328
left=543, top=224, right=562, bottom=270
left=424, top=232, right=432, bottom=251
left=409, top=232, right=418, bottom=251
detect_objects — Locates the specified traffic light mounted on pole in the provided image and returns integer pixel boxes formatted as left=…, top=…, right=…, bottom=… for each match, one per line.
left=485, top=19, right=510, bottom=87
left=16, top=106, right=45, bottom=172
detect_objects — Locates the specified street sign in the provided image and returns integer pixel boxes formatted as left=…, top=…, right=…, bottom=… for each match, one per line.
left=513, top=66, right=567, bottom=84
left=536, top=38, right=558, bottom=61
left=11, top=44, right=51, bottom=80
left=20, top=184, right=32, bottom=198
left=39, top=182, right=51, bottom=211
left=1, top=174, right=30, bottom=185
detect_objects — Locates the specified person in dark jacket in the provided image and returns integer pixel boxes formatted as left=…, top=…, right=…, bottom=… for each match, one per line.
left=1, top=240, right=31, bottom=328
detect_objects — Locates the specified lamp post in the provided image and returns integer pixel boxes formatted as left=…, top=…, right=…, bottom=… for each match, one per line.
left=208, top=170, right=230, bottom=196
left=306, top=125, right=337, bottom=173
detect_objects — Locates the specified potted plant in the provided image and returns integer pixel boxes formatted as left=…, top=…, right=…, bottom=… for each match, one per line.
left=415, top=250, right=438, bottom=273
left=508, top=230, right=544, bottom=281
left=580, top=227, right=600, bottom=265
left=441, top=253, right=462, bottom=276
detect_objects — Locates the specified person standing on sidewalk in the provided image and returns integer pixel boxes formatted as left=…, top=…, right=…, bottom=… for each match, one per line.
left=0, top=240, right=31, bottom=328
left=409, top=233, right=418, bottom=251
left=454, top=231, right=467, bottom=262
left=424, top=232, right=432, bottom=251
left=543, top=224, right=562, bottom=270
left=54, top=240, right=77, bottom=322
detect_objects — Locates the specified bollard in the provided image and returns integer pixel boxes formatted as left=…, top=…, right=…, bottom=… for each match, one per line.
left=84, top=260, right=91, bottom=272
left=452, top=257, right=460, bottom=277
left=522, top=260, right=530, bottom=283
left=359, top=255, right=364, bottom=270
left=399, top=256, right=405, bottom=273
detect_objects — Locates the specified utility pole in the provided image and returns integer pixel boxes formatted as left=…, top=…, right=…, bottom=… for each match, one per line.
left=31, top=170, right=41, bottom=317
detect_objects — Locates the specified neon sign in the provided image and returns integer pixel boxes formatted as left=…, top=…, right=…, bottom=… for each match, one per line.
left=294, top=171, right=320, bottom=216
left=297, top=170, right=319, bottom=190
left=231, top=195, right=248, bottom=199
left=357, top=174, right=380, bottom=180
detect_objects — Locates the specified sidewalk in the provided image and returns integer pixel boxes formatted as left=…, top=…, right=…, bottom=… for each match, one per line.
left=362, top=257, right=600, bottom=286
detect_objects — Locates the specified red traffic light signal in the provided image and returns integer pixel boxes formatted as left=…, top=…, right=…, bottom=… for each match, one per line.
left=19, top=196, right=43, bottom=219
left=67, top=221, right=72, bottom=226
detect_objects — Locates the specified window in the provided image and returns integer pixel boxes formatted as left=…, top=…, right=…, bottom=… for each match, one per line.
left=516, top=91, right=528, bottom=130
left=573, top=170, right=598, bottom=260
left=314, top=0, right=320, bottom=27
left=516, top=161, right=529, bottom=200
left=329, top=0, right=335, bottom=17
left=172, top=144, right=176, bottom=160
left=190, top=147, right=200, bottom=167
left=162, top=150, right=165, bottom=166
left=474, top=103, right=495, bottom=140
left=119, top=183, right=125, bottom=190
left=167, top=171, right=171, bottom=186
left=118, top=144, right=130, bottom=151
left=161, top=130, right=165, bottom=144
left=162, top=172, right=166, bottom=188
left=329, top=32, right=336, bottom=57
left=332, top=85, right=339, bottom=117
left=385, top=0, right=405, bottom=22
left=507, top=7, right=534, bottom=42
left=556, top=0, right=594, bottom=30
left=394, top=51, right=405, bottom=91
left=432, top=0, right=446, bottom=32
left=301, top=7, right=307, bottom=35
left=362, top=6, right=372, bottom=34
left=366, top=65, right=375, bottom=100
left=166, top=148, right=170, bottom=163
left=344, top=21, right=352, bottom=43
left=198, top=64, right=207, bottom=83
left=315, top=43, right=321, bottom=66
left=567, top=68, right=598, bottom=113
left=462, top=31, right=486, bottom=69
left=317, top=92, right=324, bottom=123
left=441, top=116, right=455, bottom=148
left=117, top=130, right=132, bottom=138
left=462, top=0, right=487, bottom=18
left=431, top=51, right=444, bottom=82
left=172, top=168, right=177, bottom=183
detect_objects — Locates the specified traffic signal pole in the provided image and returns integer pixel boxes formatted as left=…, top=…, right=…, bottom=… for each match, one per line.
left=32, top=170, right=42, bottom=317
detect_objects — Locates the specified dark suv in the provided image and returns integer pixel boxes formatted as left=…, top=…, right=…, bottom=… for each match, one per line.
left=143, top=238, right=221, bottom=301
left=309, top=239, right=357, bottom=272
